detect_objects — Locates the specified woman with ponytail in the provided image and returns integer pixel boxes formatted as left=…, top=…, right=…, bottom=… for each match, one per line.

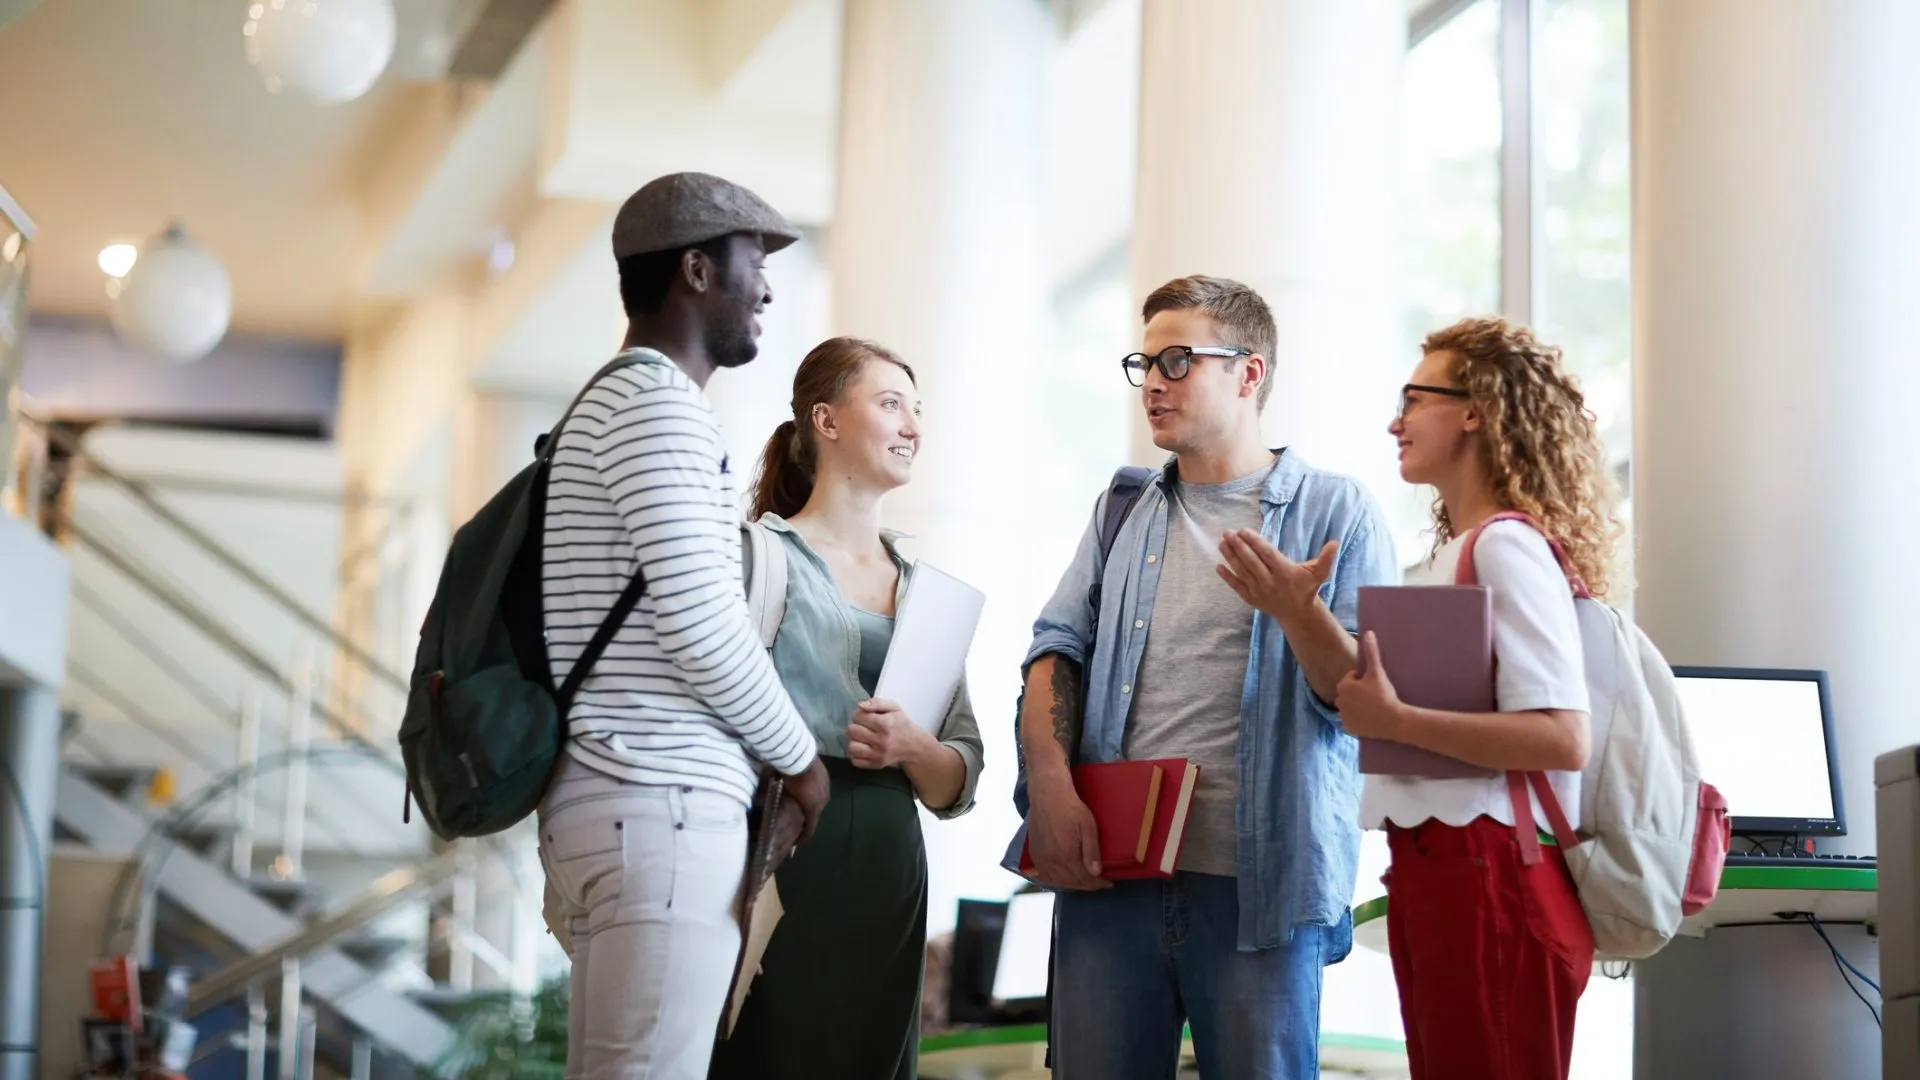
left=708, top=337, right=982, bottom=1080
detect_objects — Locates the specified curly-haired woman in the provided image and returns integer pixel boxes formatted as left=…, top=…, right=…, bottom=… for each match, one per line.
left=1334, top=316, right=1623, bottom=1080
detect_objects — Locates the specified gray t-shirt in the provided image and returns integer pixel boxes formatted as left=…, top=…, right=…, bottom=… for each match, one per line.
left=1122, top=464, right=1268, bottom=877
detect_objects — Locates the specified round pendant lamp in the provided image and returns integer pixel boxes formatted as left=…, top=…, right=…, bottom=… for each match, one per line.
left=243, top=0, right=396, bottom=105
left=109, top=223, right=233, bottom=364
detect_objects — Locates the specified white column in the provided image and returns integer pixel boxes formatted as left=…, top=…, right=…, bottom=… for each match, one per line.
left=452, top=389, right=567, bottom=526
left=832, top=0, right=1051, bottom=551
left=1631, top=0, right=1920, bottom=854
left=830, top=0, right=1054, bottom=933
left=1129, top=1, right=1410, bottom=1047
left=1131, top=0, right=1411, bottom=548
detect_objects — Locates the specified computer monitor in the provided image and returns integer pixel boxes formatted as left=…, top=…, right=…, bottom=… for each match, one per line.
left=1671, top=667, right=1845, bottom=835
left=990, top=891, right=1054, bottom=1004
left=945, top=892, right=1052, bottom=1027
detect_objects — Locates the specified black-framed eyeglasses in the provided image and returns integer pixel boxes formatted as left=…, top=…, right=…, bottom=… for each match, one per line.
left=1121, top=345, right=1253, bottom=387
left=1397, top=383, right=1471, bottom=420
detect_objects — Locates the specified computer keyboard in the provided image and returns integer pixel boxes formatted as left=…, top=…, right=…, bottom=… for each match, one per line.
left=1724, top=850, right=1877, bottom=871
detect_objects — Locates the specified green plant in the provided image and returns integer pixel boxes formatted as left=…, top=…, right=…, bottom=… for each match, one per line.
left=428, top=976, right=568, bottom=1079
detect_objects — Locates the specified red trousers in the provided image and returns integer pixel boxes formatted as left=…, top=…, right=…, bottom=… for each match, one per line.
left=1385, top=816, right=1593, bottom=1080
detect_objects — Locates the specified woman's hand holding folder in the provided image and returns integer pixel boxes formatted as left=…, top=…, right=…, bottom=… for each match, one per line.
left=847, top=698, right=929, bottom=769
left=1335, top=632, right=1407, bottom=740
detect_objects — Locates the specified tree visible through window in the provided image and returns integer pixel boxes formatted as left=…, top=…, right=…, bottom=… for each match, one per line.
left=1402, top=0, right=1502, bottom=354
left=1540, top=0, right=1633, bottom=539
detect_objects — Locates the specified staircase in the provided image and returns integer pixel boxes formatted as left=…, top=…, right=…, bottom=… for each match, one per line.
left=18, top=416, right=552, bottom=1078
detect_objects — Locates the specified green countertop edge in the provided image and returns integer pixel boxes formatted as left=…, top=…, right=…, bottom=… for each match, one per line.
left=1718, top=865, right=1876, bottom=891
left=920, top=1024, right=1048, bottom=1054
left=919, top=1025, right=1405, bottom=1056
left=1354, top=895, right=1389, bottom=926
left=1351, top=864, right=1877, bottom=928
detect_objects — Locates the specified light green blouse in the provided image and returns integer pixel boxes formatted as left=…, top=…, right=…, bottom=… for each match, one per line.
left=756, top=514, right=984, bottom=818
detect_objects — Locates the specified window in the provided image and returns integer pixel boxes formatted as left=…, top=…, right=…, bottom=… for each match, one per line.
left=1540, top=5, right=1637, bottom=1074
left=1402, top=1, right=1503, bottom=351
left=1323, top=4, right=1514, bottom=1052
left=1538, top=0, right=1631, bottom=441
left=1332, top=5, right=1638, bottom=1069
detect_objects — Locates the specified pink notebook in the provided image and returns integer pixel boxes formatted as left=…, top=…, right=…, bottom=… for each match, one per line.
left=1354, top=586, right=1497, bottom=779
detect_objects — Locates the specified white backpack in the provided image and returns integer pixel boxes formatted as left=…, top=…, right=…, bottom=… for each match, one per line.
left=739, top=519, right=788, bottom=648
left=1459, top=514, right=1730, bottom=961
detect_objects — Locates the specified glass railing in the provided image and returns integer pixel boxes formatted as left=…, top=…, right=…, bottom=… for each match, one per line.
left=1, top=185, right=37, bottom=529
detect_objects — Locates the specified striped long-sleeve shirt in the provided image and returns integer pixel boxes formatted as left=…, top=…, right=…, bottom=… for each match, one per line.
left=541, top=348, right=816, bottom=804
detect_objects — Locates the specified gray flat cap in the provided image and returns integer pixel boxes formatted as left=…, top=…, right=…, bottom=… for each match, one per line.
left=611, top=172, right=800, bottom=259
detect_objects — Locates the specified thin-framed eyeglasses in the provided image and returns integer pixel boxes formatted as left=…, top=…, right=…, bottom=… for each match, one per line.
left=1121, top=345, right=1253, bottom=387
left=1397, top=383, right=1471, bottom=420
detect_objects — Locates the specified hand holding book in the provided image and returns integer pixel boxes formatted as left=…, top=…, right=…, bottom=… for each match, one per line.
left=1336, top=631, right=1405, bottom=739
left=719, top=768, right=812, bottom=1041
left=1018, top=759, right=1199, bottom=884
left=1020, top=771, right=1111, bottom=891
left=1346, top=585, right=1498, bottom=778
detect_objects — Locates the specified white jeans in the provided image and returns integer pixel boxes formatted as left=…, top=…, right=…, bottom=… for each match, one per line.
left=538, top=756, right=747, bottom=1080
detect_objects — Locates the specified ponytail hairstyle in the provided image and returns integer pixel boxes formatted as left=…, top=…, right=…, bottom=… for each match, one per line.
left=748, top=337, right=916, bottom=521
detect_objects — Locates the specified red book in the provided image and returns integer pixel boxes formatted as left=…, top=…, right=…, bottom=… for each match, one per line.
left=1019, top=758, right=1199, bottom=880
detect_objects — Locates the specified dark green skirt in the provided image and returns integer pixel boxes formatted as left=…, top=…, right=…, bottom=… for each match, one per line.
left=709, top=756, right=928, bottom=1080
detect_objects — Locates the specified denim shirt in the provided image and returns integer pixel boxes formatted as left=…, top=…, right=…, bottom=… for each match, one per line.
left=756, top=514, right=983, bottom=818
left=1006, top=450, right=1400, bottom=952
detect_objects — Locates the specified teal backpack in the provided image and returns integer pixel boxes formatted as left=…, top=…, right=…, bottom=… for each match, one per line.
left=399, top=356, right=649, bottom=840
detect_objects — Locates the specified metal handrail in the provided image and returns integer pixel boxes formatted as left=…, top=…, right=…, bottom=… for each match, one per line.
left=63, top=515, right=379, bottom=751
left=63, top=653, right=373, bottom=861
left=65, top=659, right=226, bottom=775
left=21, top=411, right=410, bottom=694
left=186, top=846, right=476, bottom=1012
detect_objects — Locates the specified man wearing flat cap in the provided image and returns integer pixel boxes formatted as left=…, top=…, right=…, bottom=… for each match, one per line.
left=535, top=172, right=831, bottom=1080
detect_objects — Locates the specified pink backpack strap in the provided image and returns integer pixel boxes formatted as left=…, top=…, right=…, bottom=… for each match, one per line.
left=1507, top=771, right=1580, bottom=866
left=1453, top=511, right=1592, bottom=599
left=1458, top=511, right=1587, bottom=863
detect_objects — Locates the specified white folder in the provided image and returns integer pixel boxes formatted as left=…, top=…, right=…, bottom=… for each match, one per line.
left=874, top=562, right=985, bottom=733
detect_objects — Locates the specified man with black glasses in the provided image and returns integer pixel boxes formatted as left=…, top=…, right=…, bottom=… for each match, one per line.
left=1008, top=276, right=1399, bottom=1078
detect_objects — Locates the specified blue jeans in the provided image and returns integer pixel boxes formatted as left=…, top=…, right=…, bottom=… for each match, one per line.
left=1052, top=873, right=1344, bottom=1080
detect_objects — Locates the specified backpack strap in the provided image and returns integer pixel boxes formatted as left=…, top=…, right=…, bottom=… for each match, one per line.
left=544, top=352, right=664, bottom=709
left=533, top=351, right=655, bottom=462
left=1505, top=770, right=1581, bottom=866
left=1086, top=465, right=1156, bottom=614
left=1455, top=511, right=1586, bottom=865
left=1455, top=510, right=1592, bottom=599
left=1098, top=466, right=1156, bottom=561
left=739, top=520, right=788, bottom=649
left=558, top=568, right=647, bottom=710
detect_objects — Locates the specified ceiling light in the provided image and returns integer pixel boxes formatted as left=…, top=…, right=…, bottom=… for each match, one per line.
left=109, top=223, right=232, bottom=364
left=1, top=233, right=20, bottom=263
left=243, top=0, right=396, bottom=105
left=97, top=243, right=137, bottom=278
left=486, top=229, right=517, bottom=276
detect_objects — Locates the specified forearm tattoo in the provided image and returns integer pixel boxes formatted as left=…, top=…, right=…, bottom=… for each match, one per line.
left=1049, top=656, right=1084, bottom=762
